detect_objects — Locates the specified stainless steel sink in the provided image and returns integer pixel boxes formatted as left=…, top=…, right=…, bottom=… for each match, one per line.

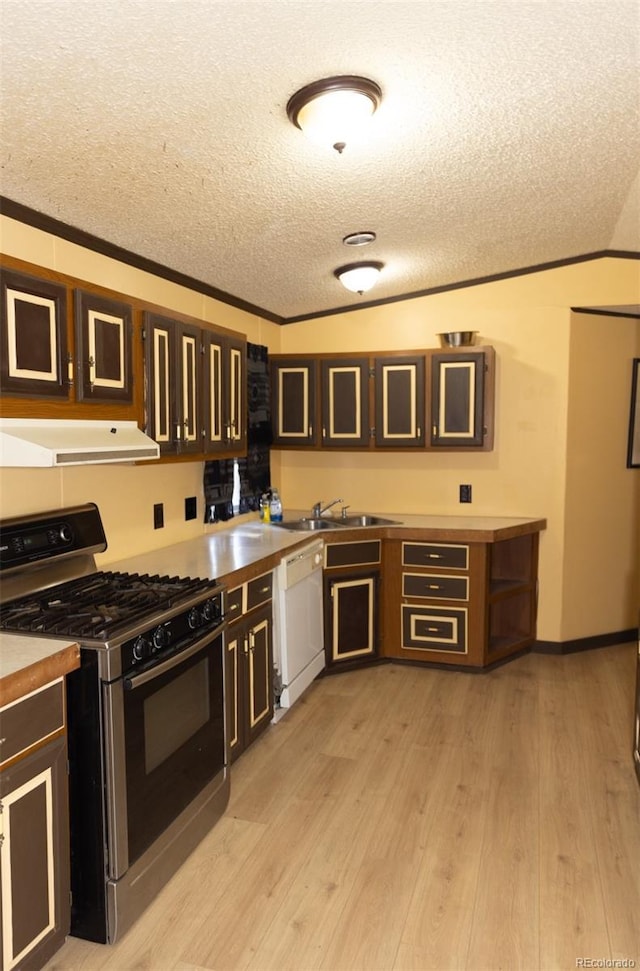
left=274, top=514, right=401, bottom=531
left=336, top=514, right=400, bottom=527
left=273, top=518, right=343, bottom=531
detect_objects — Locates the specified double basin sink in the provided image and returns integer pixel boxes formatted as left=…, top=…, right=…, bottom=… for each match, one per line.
left=274, top=514, right=399, bottom=532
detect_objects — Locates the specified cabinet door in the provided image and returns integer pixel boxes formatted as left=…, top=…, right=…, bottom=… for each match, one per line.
left=145, top=314, right=202, bottom=454
left=246, top=603, right=273, bottom=747
left=0, top=268, right=69, bottom=399
left=226, top=336, right=247, bottom=452
left=225, top=622, right=245, bottom=763
left=202, top=330, right=225, bottom=454
left=429, top=350, right=489, bottom=448
left=321, top=358, right=370, bottom=447
left=0, top=736, right=70, bottom=971
left=175, top=321, right=202, bottom=454
left=226, top=603, right=273, bottom=762
left=374, top=355, right=425, bottom=447
left=74, top=290, right=133, bottom=403
left=324, top=570, right=379, bottom=668
left=203, top=333, right=247, bottom=455
left=144, top=312, right=176, bottom=454
left=270, top=358, right=317, bottom=446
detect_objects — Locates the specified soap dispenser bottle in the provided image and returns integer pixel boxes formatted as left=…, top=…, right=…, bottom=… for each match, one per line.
left=269, top=488, right=283, bottom=522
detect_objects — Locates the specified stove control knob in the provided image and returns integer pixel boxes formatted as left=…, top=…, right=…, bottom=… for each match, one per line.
left=188, top=607, right=202, bottom=629
left=153, top=625, right=171, bottom=650
left=201, top=598, right=221, bottom=623
left=133, top=636, right=152, bottom=662
left=59, top=525, right=72, bottom=544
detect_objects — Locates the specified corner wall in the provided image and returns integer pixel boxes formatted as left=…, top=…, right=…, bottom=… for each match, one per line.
left=276, top=260, right=640, bottom=643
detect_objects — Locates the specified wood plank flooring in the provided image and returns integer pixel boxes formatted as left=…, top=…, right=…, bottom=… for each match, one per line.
left=45, top=643, right=640, bottom=971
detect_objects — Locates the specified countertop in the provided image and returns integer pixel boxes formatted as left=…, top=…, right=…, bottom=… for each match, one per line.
left=0, top=512, right=545, bottom=703
left=0, top=635, right=80, bottom=707
left=106, top=512, right=546, bottom=584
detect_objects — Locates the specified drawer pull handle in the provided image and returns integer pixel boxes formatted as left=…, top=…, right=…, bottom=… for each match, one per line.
left=229, top=603, right=240, bottom=612
left=427, top=627, right=440, bottom=633
left=427, top=554, right=442, bottom=559
left=259, top=586, right=270, bottom=594
left=428, top=584, right=441, bottom=590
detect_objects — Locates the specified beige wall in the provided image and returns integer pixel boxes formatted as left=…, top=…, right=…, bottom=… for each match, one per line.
left=562, top=312, right=640, bottom=639
left=277, top=261, right=640, bottom=643
left=1, top=215, right=639, bottom=642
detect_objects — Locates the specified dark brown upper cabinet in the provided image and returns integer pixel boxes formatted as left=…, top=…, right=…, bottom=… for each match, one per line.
left=429, top=347, right=495, bottom=450
left=0, top=268, right=69, bottom=398
left=270, top=357, right=318, bottom=446
left=374, top=354, right=425, bottom=448
left=144, top=312, right=202, bottom=455
left=74, top=289, right=133, bottom=403
left=270, top=346, right=495, bottom=452
left=321, top=357, right=370, bottom=448
left=202, top=330, right=247, bottom=454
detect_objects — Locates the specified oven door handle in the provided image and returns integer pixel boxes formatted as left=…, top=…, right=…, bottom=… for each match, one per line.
left=124, top=626, right=225, bottom=690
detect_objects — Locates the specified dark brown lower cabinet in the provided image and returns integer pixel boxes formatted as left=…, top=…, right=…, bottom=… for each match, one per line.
left=324, top=570, right=380, bottom=670
left=0, top=733, right=70, bottom=971
left=382, top=532, right=540, bottom=668
left=225, top=601, right=273, bottom=763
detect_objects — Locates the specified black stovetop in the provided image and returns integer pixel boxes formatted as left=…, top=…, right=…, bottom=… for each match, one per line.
left=0, top=570, right=217, bottom=641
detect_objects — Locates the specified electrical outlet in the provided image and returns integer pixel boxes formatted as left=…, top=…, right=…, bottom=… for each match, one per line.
left=185, top=496, right=197, bottom=521
left=459, top=484, right=472, bottom=503
left=153, top=502, right=164, bottom=529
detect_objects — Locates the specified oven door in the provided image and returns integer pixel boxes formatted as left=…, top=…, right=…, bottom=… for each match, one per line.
left=103, top=628, right=226, bottom=880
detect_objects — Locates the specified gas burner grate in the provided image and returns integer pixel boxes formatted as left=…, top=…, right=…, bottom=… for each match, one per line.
left=0, top=570, right=216, bottom=640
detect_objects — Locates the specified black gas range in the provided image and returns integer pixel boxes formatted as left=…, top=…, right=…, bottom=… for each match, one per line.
left=0, top=504, right=230, bottom=944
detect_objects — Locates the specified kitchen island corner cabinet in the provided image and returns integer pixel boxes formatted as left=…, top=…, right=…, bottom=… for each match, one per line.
left=381, top=522, right=541, bottom=668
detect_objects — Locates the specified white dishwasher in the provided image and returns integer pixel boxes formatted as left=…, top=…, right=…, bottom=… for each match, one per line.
left=274, top=537, right=325, bottom=713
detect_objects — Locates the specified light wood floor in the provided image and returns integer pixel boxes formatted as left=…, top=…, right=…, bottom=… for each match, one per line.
left=46, top=643, right=639, bottom=971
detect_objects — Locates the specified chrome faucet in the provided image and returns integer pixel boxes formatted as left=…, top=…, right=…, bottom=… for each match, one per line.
left=312, top=497, right=343, bottom=518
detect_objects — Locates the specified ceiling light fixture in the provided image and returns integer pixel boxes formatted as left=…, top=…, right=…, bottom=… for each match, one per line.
left=334, top=261, right=384, bottom=295
left=343, top=231, right=377, bottom=246
left=287, top=76, right=382, bottom=153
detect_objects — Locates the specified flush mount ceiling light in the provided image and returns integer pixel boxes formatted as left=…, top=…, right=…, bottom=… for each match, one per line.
left=287, top=76, right=382, bottom=153
left=343, top=231, right=377, bottom=247
left=334, top=261, right=384, bottom=295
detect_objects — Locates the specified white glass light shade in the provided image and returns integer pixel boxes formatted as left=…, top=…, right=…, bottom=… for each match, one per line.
left=287, top=76, right=382, bottom=152
left=297, top=90, right=375, bottom=150
left=334, top=262, right=383, bottom=294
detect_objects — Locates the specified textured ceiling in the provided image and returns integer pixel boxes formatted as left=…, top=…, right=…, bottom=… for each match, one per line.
left=1, top=0, right=639, bottom=321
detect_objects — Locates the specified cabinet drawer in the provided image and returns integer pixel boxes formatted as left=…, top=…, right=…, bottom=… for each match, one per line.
left=402, top=542, right=469, bottom=570
left=402, top=573, right=468, bottom=601
left=0, top=679, right=65, bottom=767
left=246, top=571, right=273, bottom=611
left=401, top=604, right=467, bottom=654
left=226, top=586, right=244, bottom=623
left=325, top=540, right=381, bottom=569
